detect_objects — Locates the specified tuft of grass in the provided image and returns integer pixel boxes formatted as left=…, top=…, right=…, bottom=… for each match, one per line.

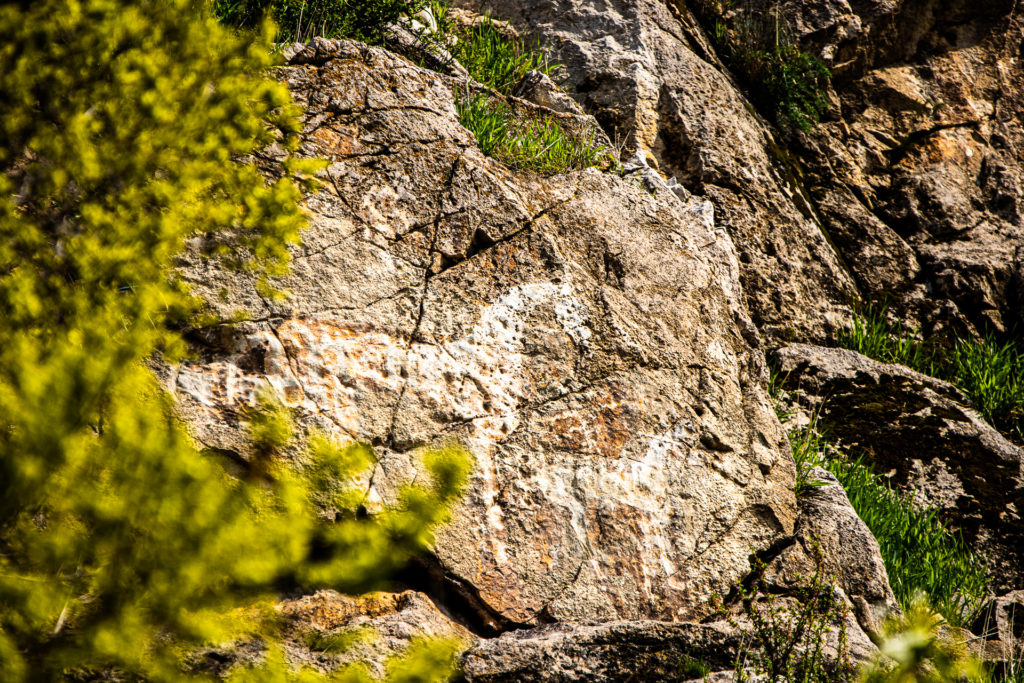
left=446, top=12, right=554, bottom=95
left=691, top=0, right=831, bottom=132
left=456, top=94, right=607, bottom=174
left=838, top=303, right=938, bottom=372
left=946, top=336, right=1024, bottom=441
left=839, top=304, right=1024, bottom=441
left=775, top=410, right=989, bottom=625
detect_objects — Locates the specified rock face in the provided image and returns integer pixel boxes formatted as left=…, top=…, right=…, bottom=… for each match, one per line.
left=168, top=39, right=797, bottom=631
left=773, top=343, right=1024, bottom=591
left=279, top=590, right=474, bottom=676
left=192, top=590, right=473, bottom=677
left=461, top=620, right=740, bottom=682
left=751, top=0, right=1024, bottom=335
left=455, top=0, right=860, bottom=343
left=169, top=0, right=1024, bottom=675
left=459, top=0, right=1024, bottom=340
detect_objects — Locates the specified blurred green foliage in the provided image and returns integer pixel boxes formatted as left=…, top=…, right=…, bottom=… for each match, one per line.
left=861, top=593, right=989, bottom=682
left=0, top=0, right=470, bottom=680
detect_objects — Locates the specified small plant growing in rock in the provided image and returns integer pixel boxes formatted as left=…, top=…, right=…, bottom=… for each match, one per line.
left=720, top=544, right=857, bottom=682
left=690, top=0, right=831, bottom=132
left=456, top=94, right=608, bottom=174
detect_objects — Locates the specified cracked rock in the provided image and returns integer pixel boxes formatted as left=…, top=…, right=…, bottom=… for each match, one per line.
left=164, top=38, right=797, bottom=630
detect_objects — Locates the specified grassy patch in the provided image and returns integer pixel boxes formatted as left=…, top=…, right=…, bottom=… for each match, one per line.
left=456, top=94, right=607, bottom=173
left=824, top=451, right=989, bottom=626
left=946, top=336, right=1024, bottom=441
left=839, top=305, right=1024, bottom=441
left=691, top=0, right=830, bottom=132
left=774, top=396, right=989, bottom=626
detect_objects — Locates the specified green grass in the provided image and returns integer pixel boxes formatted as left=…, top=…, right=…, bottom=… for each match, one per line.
left=456, top=94, right=607, bottom=173
left=779, top=412, right=989, bottom=626
left=443, top=11, right=609, bottom=173
left=825, top=452, right=989, bottom=626
left=441, top=11, right=554, bottom=95
left=839, top=305, right=1024, bottom=441
left=691, top=0, right=830, bottom=132
left=946, top=336, right=1024, bottom=441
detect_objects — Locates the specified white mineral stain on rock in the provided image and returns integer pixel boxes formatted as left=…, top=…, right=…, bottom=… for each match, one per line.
left=174, top=279, right=593, bottom=568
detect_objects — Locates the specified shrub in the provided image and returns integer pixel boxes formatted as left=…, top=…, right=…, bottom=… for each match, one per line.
left=0, top=1, right=470, bottom=679
left=722, top=543, right=856, bottom=683
left=691, top=0, right=831, bottom=132
left=214, top=0, right=427, bottom=43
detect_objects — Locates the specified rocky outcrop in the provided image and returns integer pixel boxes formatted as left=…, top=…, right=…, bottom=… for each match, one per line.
left=454, top=0, right=859, bottom=343
left=461, top=620, right=740, bottom=682
left=167, top=38, right=798, bottom=633
left=773, top=343, right=1024, bottom=591
left=170, top=0, right=1024, bottom=675
left=758, top=0, right=1024, bottom=335
left=457, top=0, right=1024, bottom=341
left=763, top=466, right=899, bottom=636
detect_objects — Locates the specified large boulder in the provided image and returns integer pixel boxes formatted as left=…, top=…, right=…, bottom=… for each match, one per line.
left=773, top=343, right=1024, bottom=591
left=165, top=39, right=797, bottom=630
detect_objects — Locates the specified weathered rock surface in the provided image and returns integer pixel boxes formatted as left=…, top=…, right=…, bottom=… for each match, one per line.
left=459, top=0, right=1024, bottom=341
left=455, top=0, right=859, bottom=343
left=461, top=620, right=740, bottom=682
left=773, top=343, right=1024, bottom=591
left=763, top=466, right=899, bottom=637
left=973, top=590, right=1024, bottom=670
left=755, top=0, right=1024, bottom=335
left=167, top=38, right=797, bottom=630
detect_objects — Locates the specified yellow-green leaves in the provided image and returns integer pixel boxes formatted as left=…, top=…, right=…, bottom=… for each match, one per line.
left=861, top=594, right=989, bottom=683
left=0, top=1, right=471, bottom=680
